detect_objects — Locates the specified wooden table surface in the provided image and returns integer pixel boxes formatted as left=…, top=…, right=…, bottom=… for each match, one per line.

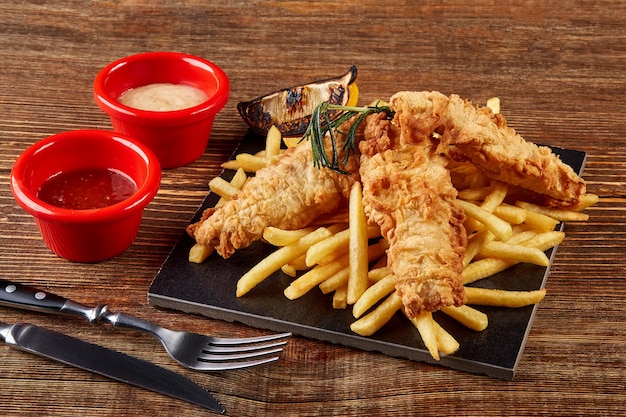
left=1, top=1, right=624, bottom=416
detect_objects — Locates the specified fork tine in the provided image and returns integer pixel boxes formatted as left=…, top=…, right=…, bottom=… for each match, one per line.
left=208, top=332, right=292, bottom=346
left=191, top=355, right=281, bottom=372
left=198, top=346, right=285, bottom=362
left=204, top=339, right=288, bottom=354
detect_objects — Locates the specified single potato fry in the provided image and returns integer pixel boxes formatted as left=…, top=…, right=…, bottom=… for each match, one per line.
left=493, top=203, right=527, bottom=225
left=333, top=286, right=348, bottom=309
left=265, top=125, right=282, bottom=159
left=522, top=231, right=565, bottom=251
left=215, top=167, right=248, bottom=208
left=478, top=241, right=550, bottom=266
left=220, top=159, right=241, bottom=170
left=347, top=182, right=369, bottom=305
left=457, top=199, right=513, bottom=241
left=516, top=200, right=590, bottom=221
left=306, top=225, right=378, bottom=267
left=464, top=287, right=546, bottom=307
left=521, top=209, right=560, bottom=231
left=209, top=176, right=240, bottom=200
left=235, top=153, right=267, bottom=172
left=433, top=320, right=460, bottom=356
left=352, top=274, right=396, bottom=318
left=368, top=267, right=392, bottom=282
left=284, top=253, right=350, bottom=300
left=440, top=305, right=488, bottom=331
left=319, top=268, right=350, bottom=295
left=263, top=226, right=316, bottom=247
left=188, top=243, right=214, bottom=264
left=571, top=193, right=599, bottom=211
left=350, top=292, right=403, bottom=336
left=462, top=258, right=517, bottom=284
left=411, top=311, right=440, bottom=361
left=463, top=229, right=496, bottom=267
left=480, top=181, right=508, bottom=213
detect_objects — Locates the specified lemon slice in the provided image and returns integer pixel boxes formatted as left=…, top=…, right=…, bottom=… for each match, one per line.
left=237, top=66, right=358, bottom=137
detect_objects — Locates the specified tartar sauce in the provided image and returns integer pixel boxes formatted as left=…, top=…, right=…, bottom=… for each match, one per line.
left=118, top=83, right=209, bottom=111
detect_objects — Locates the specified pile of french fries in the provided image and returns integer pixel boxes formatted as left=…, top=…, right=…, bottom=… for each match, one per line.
left=190, top=103, right=598, bottom=360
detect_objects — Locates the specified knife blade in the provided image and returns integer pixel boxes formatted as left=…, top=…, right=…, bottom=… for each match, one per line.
left=0, top=321, right=225, bottom=414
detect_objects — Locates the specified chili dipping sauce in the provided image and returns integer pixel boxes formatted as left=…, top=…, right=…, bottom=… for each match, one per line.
left=37, top=168, right=138, bottom=210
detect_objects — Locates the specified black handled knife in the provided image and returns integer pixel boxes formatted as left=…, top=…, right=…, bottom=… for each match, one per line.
left=0, top=320, right=225, bottom=414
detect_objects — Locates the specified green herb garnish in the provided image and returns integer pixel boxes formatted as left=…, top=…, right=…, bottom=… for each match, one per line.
left=302, top=102, right=395, bottom=173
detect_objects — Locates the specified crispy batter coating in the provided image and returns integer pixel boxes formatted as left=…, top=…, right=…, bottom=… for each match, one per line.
left=187, top=138, right=358, bottom=258
left=390, top=91, right=586, bottom=207
left=359, top=112, right=467, bottom=317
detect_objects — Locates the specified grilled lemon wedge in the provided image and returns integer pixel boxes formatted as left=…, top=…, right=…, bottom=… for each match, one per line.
left=237, top=66, right=358, bottom=137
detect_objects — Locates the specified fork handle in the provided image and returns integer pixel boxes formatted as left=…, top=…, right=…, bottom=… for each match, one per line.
left=0, top=278, right=108, bottom=324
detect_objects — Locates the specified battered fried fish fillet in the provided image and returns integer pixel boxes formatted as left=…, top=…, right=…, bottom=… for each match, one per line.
left=187, top=138, right=358, bottom=258
left=359, top=112, right=467, bottom=318
left=390, top=91, right=587, bottom=207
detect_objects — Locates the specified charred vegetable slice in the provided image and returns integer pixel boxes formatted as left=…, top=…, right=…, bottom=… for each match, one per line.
left=237, top=66, right=358, bottom=137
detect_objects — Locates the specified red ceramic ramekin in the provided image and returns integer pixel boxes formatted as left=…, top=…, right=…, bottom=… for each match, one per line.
left=10, top=130, right=161, bottom=262
left=93, top=51, right=230, bottom=169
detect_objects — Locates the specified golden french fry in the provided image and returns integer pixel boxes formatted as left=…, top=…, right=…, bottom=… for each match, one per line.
left=571, top=193, right=599, bottom=211
left=220, top=159, right=240, bottom=170
left=493, top=203, right=527, bottom=225
left=463, top=229, right=496, bottom=267
left=188, top=243, right=214, bottom=264
left=319, top=268, right=350, bottom=294
left=506, top=227, right=538, bottom=244
left=236, top=227, right=333, bottom=297
left=209, top=176, right=240, bottom=200
left=368, top=267, right=392, bottom=282
left=479, top=241, right=550, bottom=266
left=457, top=199, right=513, bottom=241
left=280, top=263, right=297, bottom=277
left=318, top=239, right=388, bottom=294
left=284, top=253, right=350, bottom=300
left=332, top=286, right=348, bottom=309
left=440, top=305, right=488, bottom=331
left=306, top=225, right=378, bottom=267
left=305, top=228, right=350, bottom=267
left=464, top=287, right=546, bottom=307
left=480, top=181, right=508, bottom=213
left=350, top=292, right=403, bottom=336
left=215, top=167, right=248, bottom=207
left=433, top=320, right=460, bottom=356
left=235, top=153, right=267, bottom=172
left=347, top=182, right=369, bottom=305
left=228, top=167, right=247, bottom=189
left=411, top=311, right=440, bottom=361
left=352, top=274, right=396, bottom=318
left=522, top=231, right=565, bottom=251
left=522, top=209, right=560, bottom=231
left=263, top=226, right=316, bottom=247
left=462, top=258, right=517, bottom=284
left=284, top=254, right=309, bottom=272
left=457, top=186, right=492, bottom=201
left=265, top=125, right=282, bottom=159
left=516, top=200, right=589, bottom=222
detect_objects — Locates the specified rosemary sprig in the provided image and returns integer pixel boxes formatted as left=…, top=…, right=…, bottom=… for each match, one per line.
left=302, top=102, right=395, bottom=173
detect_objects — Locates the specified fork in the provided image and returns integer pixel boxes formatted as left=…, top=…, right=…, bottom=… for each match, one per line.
left=0, top=279, right=291, bottom=371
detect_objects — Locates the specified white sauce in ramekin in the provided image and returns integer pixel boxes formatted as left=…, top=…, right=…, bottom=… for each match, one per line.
left=118, top=83, right=209, bottom=111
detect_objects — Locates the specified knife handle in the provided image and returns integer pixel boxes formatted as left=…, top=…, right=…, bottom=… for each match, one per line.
left=0, top=279, right=107, bottom=323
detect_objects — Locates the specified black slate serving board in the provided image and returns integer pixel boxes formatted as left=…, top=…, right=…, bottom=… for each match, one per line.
left=148, top=131, right=587, bottom=380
